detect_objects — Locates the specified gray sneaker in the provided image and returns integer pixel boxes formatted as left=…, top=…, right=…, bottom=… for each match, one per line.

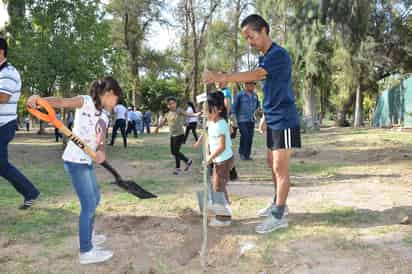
left=79, top=247, right=113, bottom=264
left=257, top=203, right=289, bottom=217
left=93, top=234, right=106, bottom=246
left=255, top=215, right=288, bottom=234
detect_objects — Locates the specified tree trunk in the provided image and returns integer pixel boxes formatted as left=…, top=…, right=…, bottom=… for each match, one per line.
left=231, top=0, right=241, bottom=95
left=134, top=66, right=141, bottom=107
left=302, top=76, right=319, bottom=130
left=336, top=91, right=356, bottom=127
left=192, top=42, right=200, bottom=103
left=353, top=84, right=363, bottom=127
left=183, top=4, right=191, bottom=102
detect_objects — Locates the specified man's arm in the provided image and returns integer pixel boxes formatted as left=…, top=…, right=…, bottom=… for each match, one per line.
left=0, top=92, right=11, bottom=103
left=203, top=68, right=267, bottom=84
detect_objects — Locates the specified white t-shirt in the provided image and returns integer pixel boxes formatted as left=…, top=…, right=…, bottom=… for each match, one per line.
left=114, top=104, right=127, bottom=120
left=186, top=106, right=198, bottom=123
left=0, top=61, right=22, bottom=127
left=135, top=110, right=143, bottom=121
left=62, top=95, right=109, bottom=164
left=208, top=119, right=233, bottom=163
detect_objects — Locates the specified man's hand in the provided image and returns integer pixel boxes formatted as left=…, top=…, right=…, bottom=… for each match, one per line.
left=202, top=70, right=222, bottom=84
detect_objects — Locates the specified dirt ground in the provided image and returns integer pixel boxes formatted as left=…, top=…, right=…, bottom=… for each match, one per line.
left=1, top=127, right=412, bottom=274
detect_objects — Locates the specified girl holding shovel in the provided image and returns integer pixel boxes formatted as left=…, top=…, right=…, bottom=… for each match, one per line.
left=27, top=76, right=122, bottom=265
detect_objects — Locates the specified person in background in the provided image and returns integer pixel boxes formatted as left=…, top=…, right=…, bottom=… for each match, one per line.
left=155, top=97, right=200, bottom=175
left=143, top=110, right=151, bottom=134
left=184, top=101, right=199, bottom=143
left=110, top=101, right=127, bottom=148
left=135, top=106, right=144, bottom=134
left=232, top=82, right=260, bottom=160
left=55, top=111, right=63, bottom=142
left=24, top=115, right=30, bottom=132
left=67, top=111, right=74, bottom=131
left=126, top=106, right=138, bottom=138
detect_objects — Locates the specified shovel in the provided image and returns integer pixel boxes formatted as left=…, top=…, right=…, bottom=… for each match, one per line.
left=28, top=98, right=157, bottom=199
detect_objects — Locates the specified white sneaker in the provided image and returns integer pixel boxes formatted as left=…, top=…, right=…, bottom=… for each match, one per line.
left=93, top=234, right=106, bottom=246
left=257, top=203, right=289, bottom=217
left=208, top=203, right=232, bottom=216
left=79, top=247, right=113, bottom=265
left=255, top=215, right=288, bottom=234
left=209, top=217, right=231, bottom=227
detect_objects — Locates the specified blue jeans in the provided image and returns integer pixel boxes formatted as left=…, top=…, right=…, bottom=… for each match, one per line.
left=64, top=161, right=100, bottom=253
left=238, top=122, right=255, bottom=159
left=0, top=120, right=39, bottom=200
left=136, top=119, right=143, bottom=134
left=144, top=120, right=151, bottom=134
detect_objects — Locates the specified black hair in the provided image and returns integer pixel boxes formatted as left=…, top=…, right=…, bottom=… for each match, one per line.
left=187, top=101, right=196, bottom=113
left=0, top=37, right=8, bottom=57
left=207, top=92, right=227, bottom=120
left=89, top=76, right=123, bottom=114
left=241, top=14, right=270, bottom=35
left=166, top=96, right=177, bottom=103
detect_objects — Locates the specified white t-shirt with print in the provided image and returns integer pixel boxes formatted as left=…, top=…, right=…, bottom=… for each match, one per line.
left=114, top=104, right=127, bottom=120
left=62, top=95, right=109, bottom=164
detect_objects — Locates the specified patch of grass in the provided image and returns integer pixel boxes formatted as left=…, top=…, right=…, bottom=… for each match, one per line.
left=312, top=203, right=379, bottom=226
left=0, top=207, right=76, bottom=244
left=403, top=231, right=412, bottom=245
left=108, top=134, right=199, bottom=162
left=291, top=162, right=342, bottom=176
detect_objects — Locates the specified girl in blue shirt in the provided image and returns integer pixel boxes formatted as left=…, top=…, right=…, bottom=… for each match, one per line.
left=194, top=92, right=234, bottom=227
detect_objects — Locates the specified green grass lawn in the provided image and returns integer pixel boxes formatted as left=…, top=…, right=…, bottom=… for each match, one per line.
left=1, top=128, right=412, bottom=273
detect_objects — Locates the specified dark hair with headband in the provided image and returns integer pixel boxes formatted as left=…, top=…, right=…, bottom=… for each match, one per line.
left=89, top=76, right=122, bottom=114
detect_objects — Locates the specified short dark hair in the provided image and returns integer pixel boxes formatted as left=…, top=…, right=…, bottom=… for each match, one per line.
left=0, top=37, right=7, bottom=57
left=166, top=96, right=177, bottom=103
left=241, top=14, right=270, bottom=35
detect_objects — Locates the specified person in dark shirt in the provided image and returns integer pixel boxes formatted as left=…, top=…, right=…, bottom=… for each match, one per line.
left=203, top=14, right=301, bottom=234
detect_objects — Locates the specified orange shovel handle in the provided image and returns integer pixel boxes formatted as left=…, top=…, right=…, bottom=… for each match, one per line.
left=27, top=98, right=97, bottom=160
left=27, top=98, right=64, bottom=129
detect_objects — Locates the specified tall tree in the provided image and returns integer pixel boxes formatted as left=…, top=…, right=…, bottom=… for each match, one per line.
left=184, top=0, right=219, bottom=102
left=108, top=0, right=165, bottom=106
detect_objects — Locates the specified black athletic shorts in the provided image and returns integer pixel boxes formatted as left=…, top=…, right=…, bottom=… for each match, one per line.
left=266, top=127, right=301, bottom=150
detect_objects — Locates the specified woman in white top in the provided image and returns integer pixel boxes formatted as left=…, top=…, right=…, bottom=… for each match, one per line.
left=184, top=101, right=199, bottom=143
left=27, top=76, right=123, bottom=265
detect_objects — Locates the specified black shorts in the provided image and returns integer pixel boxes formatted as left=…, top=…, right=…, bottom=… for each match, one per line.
left=266, top=127, right=301, bottom=150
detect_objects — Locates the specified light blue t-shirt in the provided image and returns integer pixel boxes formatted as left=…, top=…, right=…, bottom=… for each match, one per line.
left=208, top=119, right=233, bottom=163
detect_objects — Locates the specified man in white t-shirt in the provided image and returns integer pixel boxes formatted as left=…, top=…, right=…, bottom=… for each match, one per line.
left=0, top=38, right=40, bottom=209
left=126, top=106, right=138, bottom=138
left=109, top=102, right=127, bottom=147
left=134, top=107, right=143, bottom=134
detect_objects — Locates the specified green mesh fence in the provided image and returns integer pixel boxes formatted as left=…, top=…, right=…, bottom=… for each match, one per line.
left=373, top=75, right=412, bottom=128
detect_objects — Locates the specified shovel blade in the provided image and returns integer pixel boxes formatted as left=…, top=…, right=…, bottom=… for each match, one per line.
left=115, top=179, right=157, bottom=199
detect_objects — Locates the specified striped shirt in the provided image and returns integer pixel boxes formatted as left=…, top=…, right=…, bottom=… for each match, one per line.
left=0, top=59, right=22, bottom=128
